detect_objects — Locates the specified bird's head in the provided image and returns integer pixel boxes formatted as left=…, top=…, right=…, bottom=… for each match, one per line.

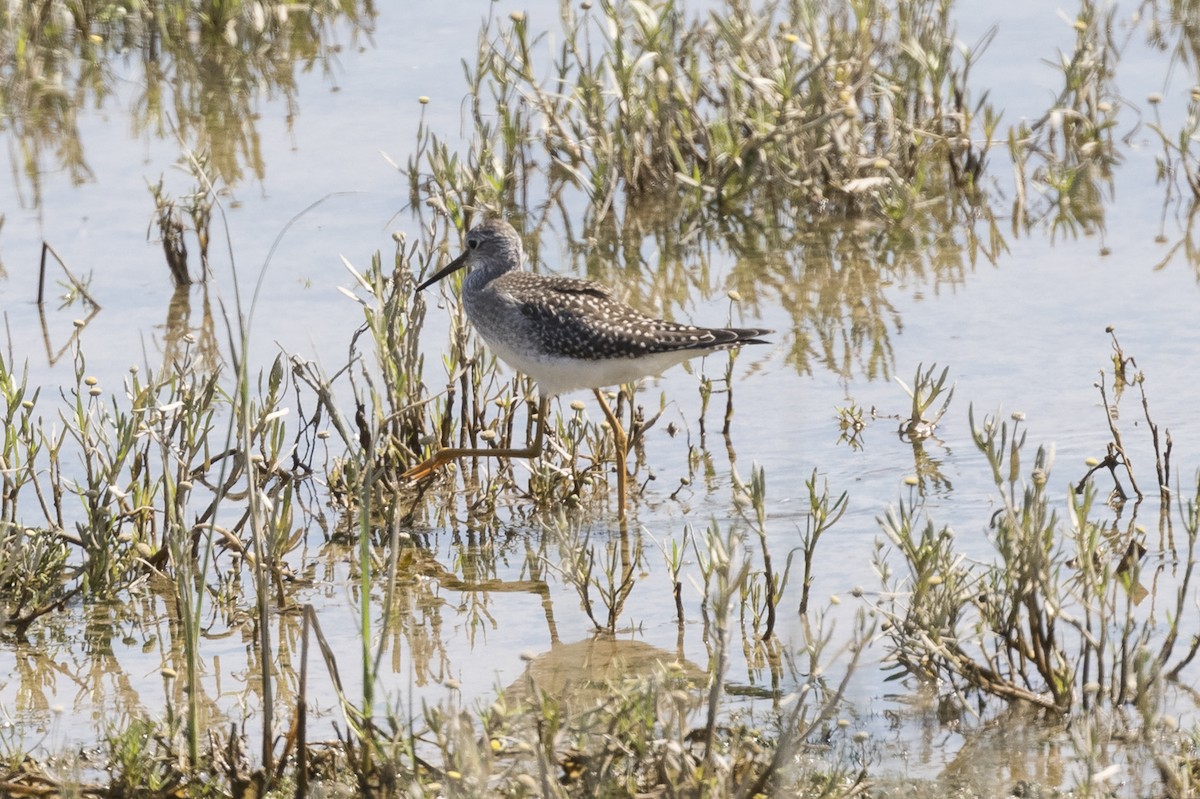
left=416, top=218, right=524, bottom=292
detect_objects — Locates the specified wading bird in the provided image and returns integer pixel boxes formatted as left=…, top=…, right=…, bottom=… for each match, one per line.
left=405, top=219, right=770, bottom=519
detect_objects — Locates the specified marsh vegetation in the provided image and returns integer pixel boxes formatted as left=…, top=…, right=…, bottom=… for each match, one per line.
left=3, top=0, right=1200, bottom=797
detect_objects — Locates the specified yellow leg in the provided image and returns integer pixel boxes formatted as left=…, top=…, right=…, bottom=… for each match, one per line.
left=403, top=397, right=550, bottom=482
left=593, top=388, right=628, bottom=521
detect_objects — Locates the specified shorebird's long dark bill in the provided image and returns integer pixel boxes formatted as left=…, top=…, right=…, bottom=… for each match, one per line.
left=416, top=251, right=469, bottom=292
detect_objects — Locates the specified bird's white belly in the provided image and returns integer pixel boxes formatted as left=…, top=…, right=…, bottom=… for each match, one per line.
left=481, top=334, right=694, bottom=397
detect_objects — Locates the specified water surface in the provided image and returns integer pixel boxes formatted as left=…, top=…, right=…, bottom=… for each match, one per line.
left=1, top=1, right=1198, bottom=793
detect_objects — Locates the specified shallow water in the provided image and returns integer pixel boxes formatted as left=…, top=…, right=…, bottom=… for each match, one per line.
left=2, top=1, right=1200, bottom=794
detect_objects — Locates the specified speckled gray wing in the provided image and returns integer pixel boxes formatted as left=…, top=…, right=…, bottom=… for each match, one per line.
left=497, top=272, right=769, bottom=360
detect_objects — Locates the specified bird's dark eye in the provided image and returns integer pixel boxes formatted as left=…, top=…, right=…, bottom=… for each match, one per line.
left=467, top=237, right=479, bottom=250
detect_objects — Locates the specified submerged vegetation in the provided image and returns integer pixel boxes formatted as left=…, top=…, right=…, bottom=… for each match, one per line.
left=3, top=0, right=1200, bottom=797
